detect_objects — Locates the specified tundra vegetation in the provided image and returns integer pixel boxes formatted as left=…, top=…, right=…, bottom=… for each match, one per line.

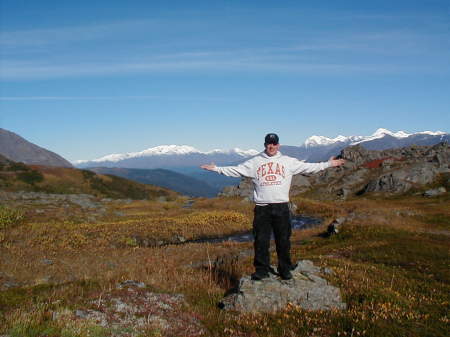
left=0, top=162, right=449, bottom=336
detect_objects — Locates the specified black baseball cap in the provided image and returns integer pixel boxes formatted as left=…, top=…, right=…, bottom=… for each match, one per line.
left=264, top=133, right=279, bottom=145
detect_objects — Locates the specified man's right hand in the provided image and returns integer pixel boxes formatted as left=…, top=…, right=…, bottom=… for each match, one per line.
left=200, top=163, right=216, bottom=171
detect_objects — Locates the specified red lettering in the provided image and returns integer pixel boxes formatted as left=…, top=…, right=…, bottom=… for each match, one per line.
left=267, top=162, right=274, bottom=174
left=257, top=167, right=261, bottom=179
left=275, top=163, right=281, bottom=175
left=261, top=164, right=266, bottom=176
left=281, top=165, right=285, bottom=178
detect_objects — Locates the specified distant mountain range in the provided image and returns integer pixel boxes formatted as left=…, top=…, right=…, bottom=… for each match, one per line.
left=72, top=128, right=448, bottom=197
left=74, top=145, right=258, bottom=168
left=2, top=127, right=448, bottom=198
left=281, top=128, right=449, bottom=162
left=75, top=128, right=449, bottom=168
left=0, top=128, right=72, bottom=167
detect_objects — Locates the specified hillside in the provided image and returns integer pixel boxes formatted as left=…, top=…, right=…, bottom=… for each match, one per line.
left=0, top=128, right=73, bottom=167
left=88, top=167, right=218, bottom=197
left=0, top=158, right=178, bottom=201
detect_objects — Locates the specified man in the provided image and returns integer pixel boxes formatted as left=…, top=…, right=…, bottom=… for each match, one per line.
left=201, top=133, right=345, bottom=280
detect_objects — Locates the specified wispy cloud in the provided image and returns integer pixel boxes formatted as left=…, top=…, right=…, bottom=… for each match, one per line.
left=1, top=42, right=446, bottom=81
left=1, top=17, right=448, bottom=80
left=0, top=95, right=234, bottom=102
left=0, top=20, right=159, bottom=48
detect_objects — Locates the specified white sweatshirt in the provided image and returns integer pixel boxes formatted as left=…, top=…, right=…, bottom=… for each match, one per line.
left=214, top=151, right=331, bottom=204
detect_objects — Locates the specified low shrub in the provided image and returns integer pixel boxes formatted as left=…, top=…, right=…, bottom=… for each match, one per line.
left=17, top=169, right=44, bottom=185
left=7, top=162, right=30, bottom=172
left=0, top=206, right=24, bottom=229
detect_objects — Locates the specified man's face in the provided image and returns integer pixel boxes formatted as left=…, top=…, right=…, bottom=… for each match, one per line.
left=264, top=142, right=280, bottom=156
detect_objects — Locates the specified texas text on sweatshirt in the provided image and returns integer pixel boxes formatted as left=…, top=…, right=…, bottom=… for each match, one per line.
left=214, top=151, right=331, bottom=204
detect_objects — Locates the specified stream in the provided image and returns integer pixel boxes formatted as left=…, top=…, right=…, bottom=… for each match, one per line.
left=191, top=215, right=322, bottom=244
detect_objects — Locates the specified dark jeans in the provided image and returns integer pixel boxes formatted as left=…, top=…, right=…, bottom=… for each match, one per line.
left=253, top=203, right=293, bottom=275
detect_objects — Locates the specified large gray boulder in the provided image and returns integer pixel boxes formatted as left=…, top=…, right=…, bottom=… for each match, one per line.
left=220, top=260, right=346, bottom=312
left=363, top=163, right=438, bottom=194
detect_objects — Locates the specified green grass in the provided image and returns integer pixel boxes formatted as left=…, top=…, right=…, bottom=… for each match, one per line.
left=0, top=206, right=24, bottom=230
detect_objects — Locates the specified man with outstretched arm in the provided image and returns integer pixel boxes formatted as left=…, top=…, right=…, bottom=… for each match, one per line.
left=201, top=133, right=345, bottom=281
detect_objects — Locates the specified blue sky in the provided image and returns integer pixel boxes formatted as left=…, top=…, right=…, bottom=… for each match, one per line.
left=1, top=0, right=449, bottom=162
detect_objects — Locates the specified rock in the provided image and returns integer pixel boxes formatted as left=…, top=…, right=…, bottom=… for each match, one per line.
left=68, top=194, right=99, bottom=209
left=219, top=178, right=253, bottom=199
left=55, top=281, right=206, bottom=337
left=182, top=199, right=195, bottom=208
left=288, top=202, right=298, bottom=216
left=336, top=188, right=350, bottom=199
left=2, top=281, right=20, bottom=289
left=117, top=280, right=146, bottom=289
left=34, top=276, right=52, bottom=285
left=74, top=309, right=89, bottom=318
left=220, top=260, right=346, bottom=312
left=290, top=174, right=312, bottom=195
left=361, top=163, right=439, bottom=195
left=423, top=186, right=446, bottom=197
left=131, top=235, right=166, bottom=247
left=173, top=235, right=187, bottom=243
left=327, top=217, right=346, bottom=236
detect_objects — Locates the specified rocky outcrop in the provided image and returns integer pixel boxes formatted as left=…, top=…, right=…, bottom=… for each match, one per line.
left=220, top=260, right=346, bottom=313
left=0, top=191, right=106, bottom=210
left=221, top=142, right=449, bottom=200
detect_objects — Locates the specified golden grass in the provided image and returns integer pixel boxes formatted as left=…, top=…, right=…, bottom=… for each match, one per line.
left=1, top=194, right=449, bottom=336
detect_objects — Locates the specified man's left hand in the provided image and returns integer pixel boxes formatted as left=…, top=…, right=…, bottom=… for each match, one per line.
left=329, top=156, right=346, bottom=167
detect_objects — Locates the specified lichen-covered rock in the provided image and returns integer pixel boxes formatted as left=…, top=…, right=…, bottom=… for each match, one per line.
left=220, top=260, right=346, bottom=313
left=53, top=281, right=206, bottom=337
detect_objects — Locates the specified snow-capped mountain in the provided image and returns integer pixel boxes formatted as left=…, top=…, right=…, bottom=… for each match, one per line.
left=74, top=145, right=259, bottom=168
left=304, top=135, right=364, bottom=147
left=74, top=128, right=448, bottom=169
left=303, top=128, right=445, bottom=148
left=72, top=128, right=448, bottom=197
left=282, top=128, right=449, bottom=162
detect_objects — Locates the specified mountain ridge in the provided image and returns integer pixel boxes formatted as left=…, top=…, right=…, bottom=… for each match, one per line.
left=74, top=128, right=449, bottom=168
left=0, top=128, right=73, bottom=168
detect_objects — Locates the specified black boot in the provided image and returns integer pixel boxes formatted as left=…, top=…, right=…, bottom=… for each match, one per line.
left=251, top=271, right=269, bottom=281
left=279, top=270, right=292, bottom=280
